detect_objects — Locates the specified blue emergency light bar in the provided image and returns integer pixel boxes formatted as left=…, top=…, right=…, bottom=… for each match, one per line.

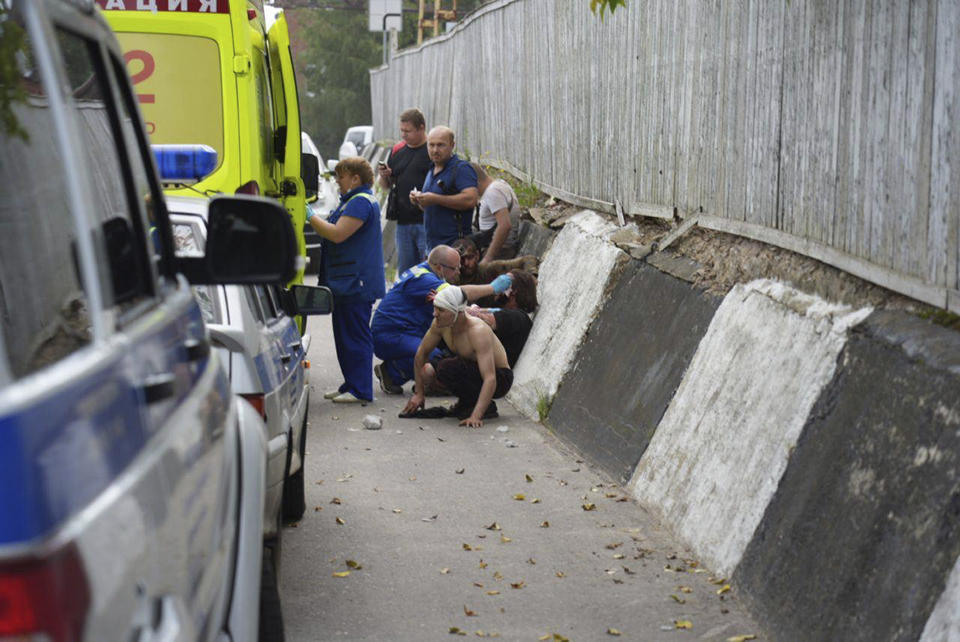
left=152, top=144, right=218, bottom=184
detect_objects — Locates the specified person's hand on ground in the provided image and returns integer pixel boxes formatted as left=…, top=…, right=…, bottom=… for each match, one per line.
left=402, top=393, right=425, bottom=415
left=460, top=415, right=483, bottom=428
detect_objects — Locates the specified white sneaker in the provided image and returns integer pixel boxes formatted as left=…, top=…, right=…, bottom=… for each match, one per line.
left=324, top=389, right=342, bottom=399
left=332, top=392, right=364, bottom=404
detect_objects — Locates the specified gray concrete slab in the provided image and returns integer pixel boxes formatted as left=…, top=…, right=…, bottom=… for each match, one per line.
left=548, top=261, right=721, bottom=484
left=516, top=220, right=556, bottom=259
left=734, top=310, right=960, bottom=641
left=280, top=307, right=763, bottom=641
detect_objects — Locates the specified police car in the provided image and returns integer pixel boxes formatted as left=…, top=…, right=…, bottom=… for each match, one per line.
left=166, top=194, right=331, bottom=538
left=0, top=1, right=299, bottom=639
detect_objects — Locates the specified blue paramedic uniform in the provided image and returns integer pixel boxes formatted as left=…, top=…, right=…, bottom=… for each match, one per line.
left=321, top=185, right=385, bottom=401
left=421, top=154, right=478, bottom=249
left=371, top=261, right=447, bottom=386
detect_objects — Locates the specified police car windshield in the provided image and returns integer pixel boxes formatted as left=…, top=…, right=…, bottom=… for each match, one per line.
left=115, top=32, right=224, bottom=174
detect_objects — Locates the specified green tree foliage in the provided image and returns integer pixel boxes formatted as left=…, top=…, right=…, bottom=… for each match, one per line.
left=0, top=5, right=29, bottom=141
left=589, top=0, right=626, bottom=17
left=293, top=9, right=382, bottom=159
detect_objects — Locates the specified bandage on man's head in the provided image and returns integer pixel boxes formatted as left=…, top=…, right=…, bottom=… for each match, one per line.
left=433, top=284, right=468, bottom=314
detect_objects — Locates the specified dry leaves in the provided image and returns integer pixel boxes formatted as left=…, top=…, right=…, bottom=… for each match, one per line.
left=330, top=497, right=342, bottom=505
left=540, top=521, right=550, bottom=528
left=335, top=517, right=345, bottom=525
left=485, top=522, right=501, bottom=531
left=463, top=605, right=477, bottom=617
left=332, top=571, right=350, bottom=578
left=525, top=474, right=534, bottom=482
left=345, top=560, right=362, bottom=569
left=512, top=493, right=526, bottom=501
left=582, top=503, right=597, bottom=511
left=674, top=620, right=693, bottom=630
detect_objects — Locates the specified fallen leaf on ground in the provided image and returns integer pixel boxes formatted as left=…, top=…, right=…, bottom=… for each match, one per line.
left=527, top=558, right=536, bottom=565
left=473, top=582, right=483, bottom=587
left=478, top=560, right=488, bottom=569
left=332, top=571, right=350, bottom=578
left=605, top=542, right=623, bottom=549
left=440, top=568, right=450, bottom=574
left=582, top=503, right=597, bottom=511
left=493, top=571, right=503, bottom=580
left=708, top=576, right=727, bottom=585
left=612, top=578, right=624, bottom=584
left=456, top=468, right=465, bottom=474
left=670, top=594, right=686, bottom=604
left=605, top=492, right=618, bottom=498
left=678, top=585, right=692, bottom=593
left=530, top=498, right=541, bottom=504
left=607, top=629, right=622, bottom=636
left=726, top=636, right=757, bottom=642
left=422, top=514, right=438, bottom=522
left=525, top=474, right=534, bottom=482
left=717, top=584, right=731, bottom=595
left=345, top=560, right=362, bottom=569
left=314, top=506, right=323, bottom=511
left=393, top=508, right=403, bottom=513
left=331, top=497, right=342, bottom=504
left=613, top=553, right=625, bottom=560
left=555, top=571, right=565, bottom=578
left=449, top=627, right=467, bottom=636
left=463, top=543, right=473, bottom=551
left=409, top=475, right=417, bottom=481
left=335, top=517, right=345, bottom=525
left=315, top=480, right=324, bottom=485
left=464, top=605, right=477, bottom=617
left=486, top=590, right=499, bottom=595
left=336, top=474, right=352, bottom=482
left=616, top=497, right=629, bottom=502
left=485, top=522, right=501, bottom=531
left=540, top=521, right=550, bottom=528
left=512, top=494, right=526, bottom=501
left=623, top=567, right=635, bottom=575
left=500, top=535, right=512, bottom=543
left=510, top=581, right=525, bottom=589
left=675, top=620, right=693, bottom=630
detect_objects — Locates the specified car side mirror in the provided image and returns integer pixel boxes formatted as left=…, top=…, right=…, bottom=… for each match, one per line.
left=302, top=153, right=320, bottom=201
left=281, top=285, right=333, bottom=316
left=175, top=195, right=297, bottom=285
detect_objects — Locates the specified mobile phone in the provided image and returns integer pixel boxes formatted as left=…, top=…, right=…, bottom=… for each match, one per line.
left=378, top=161, right=386, bottom=168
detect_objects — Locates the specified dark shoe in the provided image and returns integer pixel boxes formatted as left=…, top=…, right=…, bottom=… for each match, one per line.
left=374, top=363, right=403, bottom=395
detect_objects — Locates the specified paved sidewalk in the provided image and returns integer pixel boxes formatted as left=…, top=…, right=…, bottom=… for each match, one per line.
left=280, top=313, right=764, bottom=641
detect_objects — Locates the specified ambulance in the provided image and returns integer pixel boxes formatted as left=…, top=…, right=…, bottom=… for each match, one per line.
left=97, top=0, right=316, bottom=327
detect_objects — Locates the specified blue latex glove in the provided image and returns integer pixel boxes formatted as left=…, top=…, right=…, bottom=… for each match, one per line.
left=491, top=274, right=513, bottom=295
left=305, top=207, right=315, bottom=221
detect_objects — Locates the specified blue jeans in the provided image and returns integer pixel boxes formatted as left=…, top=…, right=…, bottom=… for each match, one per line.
left=396, top=223, right=427, bottom=276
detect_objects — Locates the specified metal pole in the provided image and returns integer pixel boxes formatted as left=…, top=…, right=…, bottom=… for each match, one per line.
left=381, top=12, right=401, bottom=66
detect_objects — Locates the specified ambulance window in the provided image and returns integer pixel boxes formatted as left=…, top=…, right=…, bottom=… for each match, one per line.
left=0, top=11, right=90, bottom=379
left=53, top=28, right=154, bottom=315
left=114, top=32, right=224, bottom=175
left=254, top=51, right=274, bottom=168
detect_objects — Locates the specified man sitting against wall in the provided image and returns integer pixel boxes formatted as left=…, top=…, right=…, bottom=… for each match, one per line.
left=468, top=162, right=522, bottom=261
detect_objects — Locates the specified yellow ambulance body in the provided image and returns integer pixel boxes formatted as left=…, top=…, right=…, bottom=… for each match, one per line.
left=98, top=0, right=309, bottom=313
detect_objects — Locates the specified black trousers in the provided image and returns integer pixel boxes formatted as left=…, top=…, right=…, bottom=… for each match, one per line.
left=434, top=357, right=513, bottom=407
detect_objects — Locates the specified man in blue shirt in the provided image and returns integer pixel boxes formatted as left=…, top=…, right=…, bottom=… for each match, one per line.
left=409, top=126, right=478, bottom=249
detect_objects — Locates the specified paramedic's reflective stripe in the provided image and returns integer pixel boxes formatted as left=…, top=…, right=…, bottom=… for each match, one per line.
left=410, top=266, right=430, bottom=278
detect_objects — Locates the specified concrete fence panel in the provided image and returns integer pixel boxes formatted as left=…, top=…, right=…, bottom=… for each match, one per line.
left=629, top=280, right=872, bottom=577
left=507, top=211, right=628, bottom=420
left=371, top=0, right=960, bottom=313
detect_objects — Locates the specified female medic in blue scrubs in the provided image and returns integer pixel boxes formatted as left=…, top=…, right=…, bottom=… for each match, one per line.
left=307, top=157, right=385, bottom=402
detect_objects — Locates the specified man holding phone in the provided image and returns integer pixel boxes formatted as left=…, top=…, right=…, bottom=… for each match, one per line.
left=378, top=108, right=432, bottom=274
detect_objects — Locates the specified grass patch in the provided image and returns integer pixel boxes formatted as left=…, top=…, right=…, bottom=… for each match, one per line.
left=917, top=307, right=960, bottom=331
left=536, top=392, right=552, bottom=422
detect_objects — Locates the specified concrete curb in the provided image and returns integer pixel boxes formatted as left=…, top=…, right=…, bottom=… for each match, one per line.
left=506, top=211, right=629, bottom=420
left=514, top=211, right=960, bottom=639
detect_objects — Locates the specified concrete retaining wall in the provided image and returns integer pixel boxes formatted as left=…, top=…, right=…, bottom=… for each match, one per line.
left=515, top=213, right=960, bottom=640
left=507, top=211, right=628, bottom=420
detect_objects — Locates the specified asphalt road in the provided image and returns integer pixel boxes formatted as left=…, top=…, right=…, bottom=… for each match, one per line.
left=280, top=308, right=764, bottom=642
